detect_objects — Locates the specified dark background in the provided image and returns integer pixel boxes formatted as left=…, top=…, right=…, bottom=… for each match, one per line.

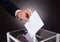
left=0, top=0, right=60, bottom=42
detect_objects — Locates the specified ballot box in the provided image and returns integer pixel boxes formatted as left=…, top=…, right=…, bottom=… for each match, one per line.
left=6, top=29, right=60, bottom=42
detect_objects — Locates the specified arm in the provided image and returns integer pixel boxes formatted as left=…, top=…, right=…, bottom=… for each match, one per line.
left=0, top=0, right=32, bottom=22
left=0, top=0, right=18, bottom=17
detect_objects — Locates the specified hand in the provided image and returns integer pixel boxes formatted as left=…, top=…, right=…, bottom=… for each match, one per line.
left=17, top=8, right=32, bottom=22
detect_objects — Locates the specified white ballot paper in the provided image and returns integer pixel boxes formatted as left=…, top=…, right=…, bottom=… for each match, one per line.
left=24, top=10, right=44, bottom=38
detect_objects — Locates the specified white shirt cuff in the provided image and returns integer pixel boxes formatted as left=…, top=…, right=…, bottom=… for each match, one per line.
left=15, top=10, right=21, bottom=18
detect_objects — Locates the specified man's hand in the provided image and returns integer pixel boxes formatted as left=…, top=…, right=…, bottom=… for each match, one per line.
left=17, top=9, right=32, bottom=22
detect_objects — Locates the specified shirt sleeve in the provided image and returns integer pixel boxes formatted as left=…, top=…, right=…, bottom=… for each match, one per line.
left=15, top=10, right=21, bottom=19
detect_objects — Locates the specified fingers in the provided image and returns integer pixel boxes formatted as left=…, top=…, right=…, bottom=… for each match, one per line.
left=26, top=9, right=32, bottom=17
left=23, top=8, right=32, bottom=17
left=26, top=13, right=29, bottom=18
left=25, top=9, right=32, bottom=22
left=22, top=9, right=32, bottom=22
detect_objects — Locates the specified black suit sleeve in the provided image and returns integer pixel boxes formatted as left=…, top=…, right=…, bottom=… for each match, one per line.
left=0, top=0, right=19, bottom=17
